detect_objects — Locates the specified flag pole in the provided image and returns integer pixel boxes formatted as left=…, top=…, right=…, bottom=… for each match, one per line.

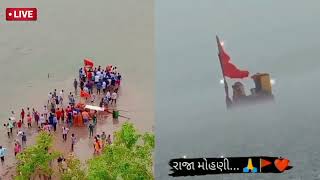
left=216, top=35, right=232, bottom=109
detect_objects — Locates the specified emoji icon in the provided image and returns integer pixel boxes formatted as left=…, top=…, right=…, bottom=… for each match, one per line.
left=274, top=158, right=290, bottom=172
left=243, top=158, right=258, bottom=173
left=260, top=158, right=272, bottom=168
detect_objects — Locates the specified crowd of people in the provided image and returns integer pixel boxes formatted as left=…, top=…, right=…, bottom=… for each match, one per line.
left=1, top=64, right=122, bottom=166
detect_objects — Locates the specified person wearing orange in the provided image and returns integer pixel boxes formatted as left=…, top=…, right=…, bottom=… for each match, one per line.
left=56, top=108, right=62, bottom=124
left=93, top=136, right=102, bottom=155
left=73, top=110, right=80, bottom=127
left=78, top=112, right=84, bottom=127
left=82, top=111, right=90, bottom=126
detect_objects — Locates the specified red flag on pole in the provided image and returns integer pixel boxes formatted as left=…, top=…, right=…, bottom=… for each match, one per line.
left=84, top=58, right=94, bottom=67
left=217, top=37, right=249, bottom=79
left=80, top=90, right=91, bottom=98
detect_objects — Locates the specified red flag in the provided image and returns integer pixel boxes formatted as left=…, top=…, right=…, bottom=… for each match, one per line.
left=84, top=58, right=94, bottom=67
left=80, top=90, right=91, bottom=98
left=217, top=37, right=249, bottom=79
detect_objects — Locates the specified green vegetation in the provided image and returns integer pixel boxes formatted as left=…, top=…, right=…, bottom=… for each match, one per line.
left=15, top=131, right=61, bottom=180
left=60, top=154, right=86, bottom=180
left=86, top=122, right=155, bottom=180
left=14, top=122, right=154, bottom=180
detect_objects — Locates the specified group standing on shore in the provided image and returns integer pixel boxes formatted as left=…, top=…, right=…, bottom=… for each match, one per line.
left=1, top=63, right=122, bottom=166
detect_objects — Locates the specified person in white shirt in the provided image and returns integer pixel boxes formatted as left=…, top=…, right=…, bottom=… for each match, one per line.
left=9, top=111, right=16, bottom=127
left=62, top=127, right=69, bottom=142
left=102, top=81, right=106, bottom=94
left=99, top=72, right=104, bottom=81
left=39, top=114, right=46, bottom=127
left=60, top=90, right=64, bottom=98
left=84, top=86, right=89, bottom=93
left=106, top=91, right=111, bottom=103
left=103, top=71, right=106, bottom=78
left=111, top=92, right=117, bottom=105
left=94, top=75, right=100, bottom=83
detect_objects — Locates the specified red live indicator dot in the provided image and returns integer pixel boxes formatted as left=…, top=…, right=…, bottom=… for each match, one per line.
left=6, top=8, right=37, bottom=21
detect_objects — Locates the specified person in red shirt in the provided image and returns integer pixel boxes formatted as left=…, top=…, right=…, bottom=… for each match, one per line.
left=56, top=108, right=62, bottom=123
left=17, top=120, right=22, bottom=129
left=20, top=109, right=25, bottom=123
left=61, top=108, right=65, bottom=123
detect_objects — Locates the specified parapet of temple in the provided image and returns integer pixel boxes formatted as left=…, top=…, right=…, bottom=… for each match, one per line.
left=230, top=73, right=274, bottom=107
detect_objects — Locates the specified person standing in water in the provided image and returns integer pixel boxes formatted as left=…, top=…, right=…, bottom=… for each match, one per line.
left=0, top=146, right=7, bottom=166
left=4, top=124, right=10, bottom=138
left=21, top=132, right=27, bottom=148
left=20, top=109, right=25, bottom=123
left=71, top=134, right=76, bottom=151
left=27, top=114, right=32, bottom=128
left=14, top=143, right=21, bottom=157
left=111, top=91, right=117, bottom=105
left=74, top=79, right=78, bottom=94
left=8, top=119, right=14, bottom=135
left=10, top=111, right=16, bottom=127
left=107, top=134, right=112, bottom=145
left=88, top=123, right=94, bottom=138
left=62, top=126, right=69, bottom=142
left=43, top=105, right=48, bottom=120
left=101, top=132, right=106, bottom=147
left=52, top=115, right=58, bottom=132
left=34, top=111, right=40, bottom=127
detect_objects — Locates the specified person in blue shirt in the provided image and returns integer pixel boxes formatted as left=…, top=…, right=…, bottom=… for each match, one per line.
left=96, top=81, right=102, bottom=95
left=52, top=116, right=58, bottom=132
left=48, top=113, right=54, bottom=125
left=0, top=146, right=7, bottom=166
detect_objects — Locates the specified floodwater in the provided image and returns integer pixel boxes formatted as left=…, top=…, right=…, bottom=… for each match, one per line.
left=156, top=0, right=320, bottom=180
left=0, top=0, right=154, bottom=177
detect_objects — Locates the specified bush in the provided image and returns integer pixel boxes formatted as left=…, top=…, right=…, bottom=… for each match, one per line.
left=87, top=122, right=155, bottom=180
left=15, top=131, right=61, bottom=180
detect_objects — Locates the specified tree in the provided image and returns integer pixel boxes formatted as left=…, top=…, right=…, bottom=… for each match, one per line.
left=87, top=122, right=155, bottom=180
left=15, top=131, right=61, bottom=180
left=61, top=153, right=87, bottom=180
